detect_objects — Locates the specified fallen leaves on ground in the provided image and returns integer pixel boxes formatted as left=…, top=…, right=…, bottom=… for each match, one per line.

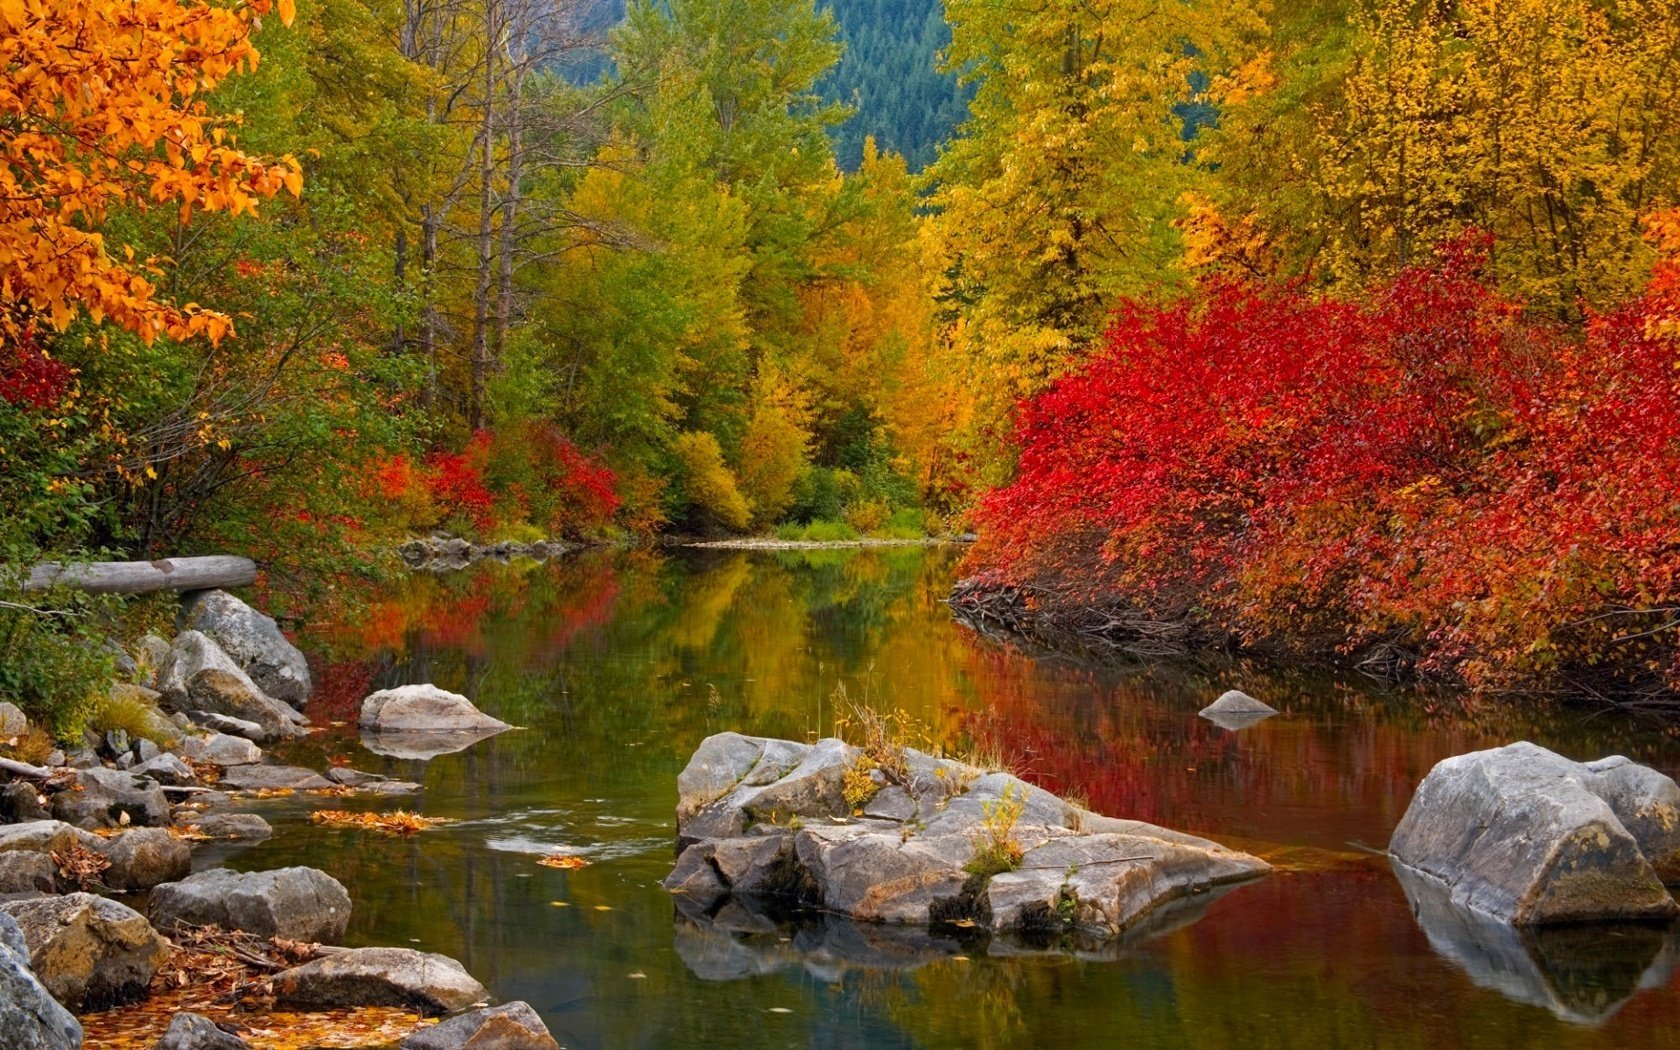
left=309, top=809, right=446, bottom=834
left=51, top=845, right=110, bottom=889
left=537, top=853, right=589, bottom=869
left=78, top=925, right=435, bottom=1048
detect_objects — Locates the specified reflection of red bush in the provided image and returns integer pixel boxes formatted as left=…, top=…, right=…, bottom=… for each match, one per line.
left=974, top=235, right=1680, bottom=688
left=310, top=660, right=375, bottom=721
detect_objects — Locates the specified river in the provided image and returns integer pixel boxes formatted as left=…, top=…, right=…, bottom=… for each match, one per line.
left=230, top=546, right=1680, bottom=1048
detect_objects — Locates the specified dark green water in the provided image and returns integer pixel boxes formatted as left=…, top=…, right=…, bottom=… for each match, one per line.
left=232, top=547, right=1680, bottom=1048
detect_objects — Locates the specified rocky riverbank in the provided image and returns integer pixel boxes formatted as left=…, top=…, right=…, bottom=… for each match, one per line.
left=0, top=586, right=547, bottom=1049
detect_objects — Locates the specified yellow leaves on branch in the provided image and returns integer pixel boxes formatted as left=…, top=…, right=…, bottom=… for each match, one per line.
left=0, top=0, right=301, bottom=348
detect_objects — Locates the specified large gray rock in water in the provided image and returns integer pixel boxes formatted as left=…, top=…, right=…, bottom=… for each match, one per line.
left=177, top=733, right=262, bottom=767
left=1390, top=742, right=1680, bottom=925
left=216, top=764, right=332, bottom=792
left=149, top=867, right=351, bottom=942
left=50, top=767, right=170, bottom=830
left=180, top=590, right=312, bottom=709
left=156, top=632, right=306, bottom=741
left=154, top=1012, right=249, bottom=1050
left=666, top=733, right=1269, bottom=941
left=179, top=813, right=272, bottom=843
left=1197, top=689, right=1278, bottom=730
left=358, top=685, right=509, bottom=734
left=0, top=912, right=82, bottom=1050
left=399, top=1001, right=559, bottom=1049
left=101, top=828, right=191, bottom=892
left=0, top=893, right=170, bottom=1009
left=1579, top=755, right=1680, bottom=883
left=273, top=947, right=487, bottom=1015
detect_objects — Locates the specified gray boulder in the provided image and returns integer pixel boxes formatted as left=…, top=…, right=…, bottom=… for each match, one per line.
left=154, top=1012, right=248, bottom=1050
left=185, top=712, right=266, bottom=743
left=0, top=820, right=106, bottom=857
left=101, top=828, right=191, bottom=892
left=136, top=635, right=173, bottom=688
left=273, top=947, right=488, bottom=1015
left=176, top=733, right=262, bottom=767
left=1390, top=742, right=1680, bottom=925
left=131, top=754, right=198, bottom=786
left=1197, top=689, right=1278, bottom=730
left=216, top=764, right=332, bottom=792
left=180, top=814, right=272, bottom=843
left=0, top=912, right=82, bottom=1050
left=180, top=590, right=312, bottom=709
left=1, top=782, right=52, bottom=823
left=150, top=867, right=351, bottom=942
left=666, top=733, right=1269, bottom=941
left=357, top=685, right=509, bottom=734
left=0, top=853, right=57, bottom=895
left=399, top=1001, right=559, bottom=1050
left=0, top=893, right=170, bottom=1009
left=50, top=767, right=170, bottom=830
left=0, top=701, right=28, bottom=738
left=156, top=632, right=306, bottom=740
left=1580, top=755, right=1680, bottom=883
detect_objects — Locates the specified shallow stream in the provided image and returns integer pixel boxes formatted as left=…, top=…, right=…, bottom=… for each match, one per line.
left=234, top=547, right=1680, bottom=1048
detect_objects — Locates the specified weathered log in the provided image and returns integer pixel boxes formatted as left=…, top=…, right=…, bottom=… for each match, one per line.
left=19, top=556, right=256, bottom=596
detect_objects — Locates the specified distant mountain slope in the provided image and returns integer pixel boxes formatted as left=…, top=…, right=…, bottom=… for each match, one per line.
left=818, top=0, right=971, bottom=172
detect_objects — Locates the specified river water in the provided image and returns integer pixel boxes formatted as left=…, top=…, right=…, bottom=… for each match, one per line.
left=237, top=546, right=1680, bottom=1048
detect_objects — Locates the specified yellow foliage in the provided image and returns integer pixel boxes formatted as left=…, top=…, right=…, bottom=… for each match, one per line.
left=308, top=809, right=445, bottom=835
left=672, top=430, right=752, bottom=532
left=0, top=0, right=301, bottom=345
left=738, top=367, right=813, bottom=526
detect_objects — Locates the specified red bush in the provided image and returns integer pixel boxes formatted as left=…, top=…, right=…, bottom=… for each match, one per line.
left=0, top=332, right=73, bottom=410
left=972, top=236, right=1680, bottom=689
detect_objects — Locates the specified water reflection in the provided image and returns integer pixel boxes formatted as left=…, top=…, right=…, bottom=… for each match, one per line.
left=226, top=547, right=1680, bottom=1048
left=1394, top=861, right=1680, bottom=1025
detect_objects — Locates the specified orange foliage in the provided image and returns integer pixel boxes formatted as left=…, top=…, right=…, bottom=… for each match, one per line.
left=0, top=0, right=302, bottom=346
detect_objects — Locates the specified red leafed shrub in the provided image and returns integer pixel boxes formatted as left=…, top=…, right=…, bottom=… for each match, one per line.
left=970, top=235, right=1680, bottom=691
left=0, top=332, right=73, bottom=410
left=372, top=426, right=620, bottom=539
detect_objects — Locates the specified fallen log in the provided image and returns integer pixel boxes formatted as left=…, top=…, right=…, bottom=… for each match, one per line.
left=19, top=556, right=256, bottom=596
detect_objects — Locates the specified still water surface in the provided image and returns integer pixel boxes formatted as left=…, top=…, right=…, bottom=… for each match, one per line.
left=242, top=547, right=1680, bottom=1048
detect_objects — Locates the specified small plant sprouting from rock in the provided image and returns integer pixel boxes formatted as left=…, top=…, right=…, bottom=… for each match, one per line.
left=965, top=784, right=1026, bottom=878
left=833, top=681, right=932, bottom=810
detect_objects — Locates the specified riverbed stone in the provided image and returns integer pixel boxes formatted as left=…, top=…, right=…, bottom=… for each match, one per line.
left=0, top=853, right=57, bottom=895
left=0, top=702, right=28, bottom=739
left=667, top=733, right=1269, bottom=941
left=177, top=732, right=262, bottom=767
left=1390, top=742, right=1680, bottom=925
left=0, top=912, right=82, bottom=1050
left=357, top=685, right=510, bottom=735
left=1, top=782, right=52, bottom=823
left=185, top=712, right=266, bottom=743
left=154, top=1012, right=249, bottom=1050
left=101, top=828, right=191, bottom=892
left=399, top=1001, right=558, bottom=1050
left=1197, top=690, right=1278, bottom=731
left=0, top=820, right=105, bottom=858
left=157, top=632, right=306, bottom=741
left=273, top=947, right=488, bottom=1015
left=131, top=754, right=198, bottom=787
left=150, top=866, right=351, bottom=942
left=216, top=764, right=333, bottom=793
left=0, top=892, right=170, bottom=1009
left=1579, top=755, right=1680, bottom=884
left=180, top=813, right=273, bottom=843
left=51, top=767, right=170, bottom=830
left=180, top=590, right=313, bottom=710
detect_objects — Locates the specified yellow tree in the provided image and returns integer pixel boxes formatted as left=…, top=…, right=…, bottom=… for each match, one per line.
left=1304, top=0, right=1680, bottom=315
left=0, top=0, right=301, bottom=347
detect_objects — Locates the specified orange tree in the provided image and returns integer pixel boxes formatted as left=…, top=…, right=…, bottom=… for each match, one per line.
left=0, top=0, right=301, bottom=347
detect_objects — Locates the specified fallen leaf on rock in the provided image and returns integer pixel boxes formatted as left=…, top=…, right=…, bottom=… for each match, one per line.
left=247, top=788, right=296, bottom=799
left=537, top=853, right=588, bottom=870
left=309, top=809, right=445, bottom=835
